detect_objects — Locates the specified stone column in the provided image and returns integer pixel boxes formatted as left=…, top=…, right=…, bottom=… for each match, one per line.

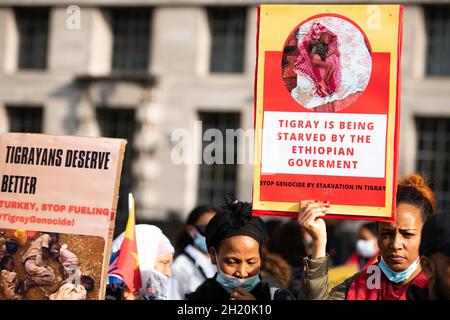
left=0, top=8, right=19, bottom=75
left=75, top=85, right=100, bottom=137
left=133, top=86, right=161, bottom=218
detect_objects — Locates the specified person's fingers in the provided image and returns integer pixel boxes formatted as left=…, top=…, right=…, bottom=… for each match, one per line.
left=231, top=290, right=246, bottom=300
left=308, top=207, right=327, bottom=220
left=299, top=203, right=323, bottom=226
left=299, top=209, right=316, bottom=226
left=303, top=213, right=316, bottom=229
left=299, top=207, right=310, bottom=223
left=304, top=209, right=327, bottom=228
left=234, top=288, right=251, bottom=296
left=233, top=288, right=241, bottom=294
left=231, top=289, right=243, bottom=296
left=299, top=200, right=313, bottom=215
left=299, top=201, right=321, bottom=216
left=298, top=209, right=308, bottom=224
left=233, top=288, right=247, bottom=297
left=310, top=211, right=327, bottom=224
left=299, top=200, right=316, bottom=209
left=299, top=201, right=329, bottom=224
left=302, top=204, right=326, bottom=220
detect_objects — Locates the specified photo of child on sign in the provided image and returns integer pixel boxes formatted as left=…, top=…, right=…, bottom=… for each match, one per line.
left=0, top=228, right=103, bottom=300
left=282, top=16, right=372, bottom=112
left=254, top=5, right=402, bottom=220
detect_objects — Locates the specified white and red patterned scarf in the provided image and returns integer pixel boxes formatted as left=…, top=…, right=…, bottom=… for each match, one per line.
left=294, top=21, right=342, bottom=97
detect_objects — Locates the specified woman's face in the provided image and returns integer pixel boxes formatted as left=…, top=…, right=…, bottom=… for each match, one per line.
left=188, top=211, right=216, bottom=238
left=210, top=235, right=261, bottom=278
left=154, top=252, right=173, bottom=277
left=378, top=203, right=423, bottom=272
left=357, top=226, right=379, bottom=257
left=321, top=32, right=331, bottom=44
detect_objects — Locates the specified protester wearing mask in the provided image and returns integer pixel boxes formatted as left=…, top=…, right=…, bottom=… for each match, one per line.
left=345, top=222, right=379, bottom=271
left=410, top=211, right=450, bottom=300
left=171, top=206, right=217, bottom=299
left=186, top=196, right=294, bottom=300
left=298, top=174, right=436, bottom=300
left=106, top=224, right=174, bottom=300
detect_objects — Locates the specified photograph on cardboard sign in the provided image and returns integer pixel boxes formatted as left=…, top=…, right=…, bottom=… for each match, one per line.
left=0, top=228, right=104, bottom=300
left=282, top=16, right=372, bottom=112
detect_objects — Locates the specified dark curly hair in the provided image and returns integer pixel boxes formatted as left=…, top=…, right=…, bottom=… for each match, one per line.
left=222, top=194, right=254, bottom=229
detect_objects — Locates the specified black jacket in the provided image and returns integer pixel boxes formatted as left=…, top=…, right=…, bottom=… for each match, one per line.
left=407, top=284, right=429, bottom=300
left=186, top=275, right=294, bottom=301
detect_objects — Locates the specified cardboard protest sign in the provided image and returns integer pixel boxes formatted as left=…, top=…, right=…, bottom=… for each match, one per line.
left=0, top=133, right=126, bottom=300
left=253, top=5, right=403, bottom=221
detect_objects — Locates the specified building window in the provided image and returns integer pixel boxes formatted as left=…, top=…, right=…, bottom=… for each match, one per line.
left=198, top=112, right=240, bottom=207
left=6, top=106, right=43, bottom=133
left=424, top=5, right=450, bottom=76
left=415, top=117, right=450, bottom=210
left=110, top=8, right=151, bottom=72
left=208, top=7, right=246, bottom=73
left=14, top=7, right=49, bottom=70
left=97, top=108, right=138, bottom=226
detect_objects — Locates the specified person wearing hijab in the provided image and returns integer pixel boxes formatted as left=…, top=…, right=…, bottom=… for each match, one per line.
left=186, top=197, right=294, bottom=300
left=106, top=224, right=174, bottom=300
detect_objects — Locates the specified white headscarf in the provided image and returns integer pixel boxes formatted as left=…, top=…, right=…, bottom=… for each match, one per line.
left=110, top=224, right=174, bottom=290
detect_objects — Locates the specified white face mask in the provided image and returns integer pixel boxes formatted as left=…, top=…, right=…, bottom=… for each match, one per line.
left=356, top=239, right=377, bottom=258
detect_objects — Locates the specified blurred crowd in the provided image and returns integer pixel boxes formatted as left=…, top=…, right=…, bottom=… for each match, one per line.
left=102, top=173, right=450, bottom=301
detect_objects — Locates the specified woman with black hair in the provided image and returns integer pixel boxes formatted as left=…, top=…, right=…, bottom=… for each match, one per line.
left=298, top=174, right=436, bottom=300
left=171, top=206, right=217, bottom=299
left=186, top=197, right=294, bottom=300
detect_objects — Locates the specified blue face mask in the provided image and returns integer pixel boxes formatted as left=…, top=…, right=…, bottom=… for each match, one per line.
left=215, top=265, right=261, bottom=294
left=378, top=258, right=420, bottom=283
left=193, top=234, right=208, bottom=254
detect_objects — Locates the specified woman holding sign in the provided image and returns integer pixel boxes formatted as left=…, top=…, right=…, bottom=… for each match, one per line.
left=186, top=196, right=293, bottom=300
left=298, top=174, right=436, bottom=300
